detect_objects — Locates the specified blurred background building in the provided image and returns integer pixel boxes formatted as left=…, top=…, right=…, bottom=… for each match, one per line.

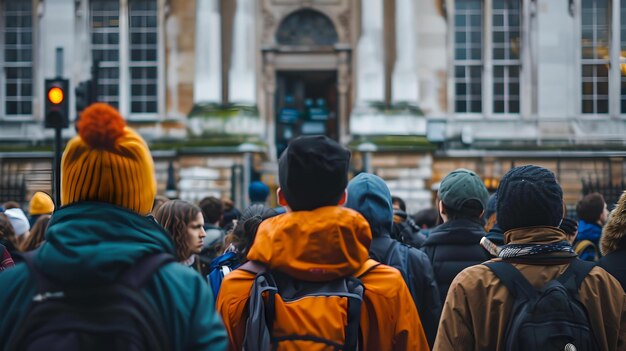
left=0, top=0, right=625, bottom=214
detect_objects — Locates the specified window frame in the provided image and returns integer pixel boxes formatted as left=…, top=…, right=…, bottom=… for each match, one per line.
left=448, top=0, right=524, bottom=120
left=616, top=0, right=626, bottom=118
left=491, top=0, right=522, bottom=115
left=88, top=0, right=163, bottom=121
left=128, top=0, right=159, bottom=116
left=90, top=0, right=122, bottom=109
left=579, top=0, right=611, bottom=116
left=577, top=0, right=626, bottom=119
left=0, top=0, right=35, bottom=121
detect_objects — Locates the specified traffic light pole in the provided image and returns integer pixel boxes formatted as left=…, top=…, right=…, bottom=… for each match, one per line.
left=51, top=47, right=66, bottom=207
left=54, top=126, right=62, bottom=206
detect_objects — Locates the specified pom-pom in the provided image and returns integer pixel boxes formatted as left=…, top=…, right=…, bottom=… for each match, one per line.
left=77, top=103, right=126, bottom=149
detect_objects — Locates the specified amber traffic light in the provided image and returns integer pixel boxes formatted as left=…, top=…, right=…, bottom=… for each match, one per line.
left=47, top=87, right=65, bottom=105
left=44, top=79, right=69, bottom=129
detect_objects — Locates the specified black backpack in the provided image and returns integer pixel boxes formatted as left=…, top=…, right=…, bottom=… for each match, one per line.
left=7, top=252, right=175, bottom=351
left=484, top=259, right=600, bottom=351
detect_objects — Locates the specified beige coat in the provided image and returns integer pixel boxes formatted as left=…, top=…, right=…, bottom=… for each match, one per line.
left=434, top=226, right=626, bottom=351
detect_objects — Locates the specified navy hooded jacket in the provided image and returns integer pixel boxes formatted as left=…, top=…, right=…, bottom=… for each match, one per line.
left=346, top=173, right=442, bottom=348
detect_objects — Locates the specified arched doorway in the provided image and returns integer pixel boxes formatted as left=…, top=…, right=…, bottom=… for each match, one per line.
left=263, top=9, right=351, bottom=158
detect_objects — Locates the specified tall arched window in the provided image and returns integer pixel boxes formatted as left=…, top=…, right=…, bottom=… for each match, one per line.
left=276, top=9, right=338, bottom=46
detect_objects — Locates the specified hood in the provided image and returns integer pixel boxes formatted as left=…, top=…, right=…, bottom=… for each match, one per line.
left=345, top=173, right=393, bottom=237
left=601, top=191, right=626, bottom=255
left=247, top=206, right=371, bottom=281
left=35, top=202, right=174, bottom=284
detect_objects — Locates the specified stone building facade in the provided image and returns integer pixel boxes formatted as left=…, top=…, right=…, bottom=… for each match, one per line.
left=1, top=0, right=625, bottom=213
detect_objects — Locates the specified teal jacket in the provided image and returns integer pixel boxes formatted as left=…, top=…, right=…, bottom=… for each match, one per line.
left=0, top=202, right=228, bottom=351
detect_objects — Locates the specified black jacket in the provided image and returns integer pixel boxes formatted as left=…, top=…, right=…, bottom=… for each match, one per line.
left=598, top=249, right=626, bottom=292
left=370, top=235, right=441, bottom=347
left=421, top=218, right=491, bottom=304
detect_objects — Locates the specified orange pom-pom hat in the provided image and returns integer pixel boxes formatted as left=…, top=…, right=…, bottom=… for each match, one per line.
left=61, top=103, right=156, bottom=215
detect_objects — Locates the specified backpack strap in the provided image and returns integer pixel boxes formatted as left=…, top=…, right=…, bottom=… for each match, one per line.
left=574, top=240, right=596, bottom=254
left=239, top=260, right=267, bottom=275
left=343, top=277, right=364, bottom=351
left=118, top=253, right=176, bottom=289
left=243, top=263, right=276, bottom=351
left=383, top=240, right=399, bottom=263
left=556, top=259, right=596, bottom=297
left=574, top=240, right=600, bottom=260
left=483, top=261, right=537, bottom=301
left=18, top=249, right=61, bottom=295
left=356, top=259, right=382, bottom=279
left=239, top=260, right=277, bottom=330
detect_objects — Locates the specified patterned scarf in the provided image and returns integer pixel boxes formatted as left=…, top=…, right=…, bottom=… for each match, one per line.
left=499, top=240, right=576, bottom=259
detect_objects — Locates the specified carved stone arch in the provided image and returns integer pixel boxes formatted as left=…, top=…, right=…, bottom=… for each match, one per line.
left=264, top=6, right=349, bottom=45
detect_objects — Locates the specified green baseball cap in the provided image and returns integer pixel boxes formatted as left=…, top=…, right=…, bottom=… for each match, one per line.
left=438, top=168, right=489, bottom=211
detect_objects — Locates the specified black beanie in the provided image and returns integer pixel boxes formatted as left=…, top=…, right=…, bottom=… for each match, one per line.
left=278, top=135, right=351, bottom=211
left=496, top=165, right=563, bottom=232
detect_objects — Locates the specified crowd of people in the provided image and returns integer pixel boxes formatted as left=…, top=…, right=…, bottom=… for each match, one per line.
left=0, top=103, right=624, bottom=350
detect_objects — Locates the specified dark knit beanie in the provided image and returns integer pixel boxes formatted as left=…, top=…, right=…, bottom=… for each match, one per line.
left=496, top=165, right=563, bottom=232
left=278, top=135, right=351, bottom=211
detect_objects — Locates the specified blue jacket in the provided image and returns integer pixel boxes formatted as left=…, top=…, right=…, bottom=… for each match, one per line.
left=0, top=202, right=227, bottom=351
left=346, top=173, right=441, bottom=348
left=208, top=251, right=241, bottom=301
left=576, top=219, right=603, bottom=261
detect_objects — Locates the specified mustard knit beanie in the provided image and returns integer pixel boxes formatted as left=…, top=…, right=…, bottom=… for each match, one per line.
left=29, top=191, right=54, bottom=215
left=61, top=103, right=156, bottom=215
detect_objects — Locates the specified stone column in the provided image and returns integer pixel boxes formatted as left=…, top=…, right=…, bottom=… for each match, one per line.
left=337, top=47, right=351, bottom=143
left=119, top=0, right=130, bottom=116
left=355, top=0, right=384, bottom=103
left=391, top=0, right=418, bottom=104
left=194, top=0, right=221, bottom=103
left=228, top=0, right=256, bottom=104
left=263, top=50, right=277, bottom=160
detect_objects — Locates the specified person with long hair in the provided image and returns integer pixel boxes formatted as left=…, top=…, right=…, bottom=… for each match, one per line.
left=0, top=212, right=18, bottom=257
left=20, top=214, right=50, bottom=252
left=0, top=213, right=16, bottom=271
left=154, top=200, right=207, bottom=269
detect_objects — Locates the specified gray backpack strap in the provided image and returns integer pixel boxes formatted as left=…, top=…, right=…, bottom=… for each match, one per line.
left=343, top=277, right=364, bottom=351
left=243, top=262, right=276, bottom=351
left=239, top=260, right=266, bottom=275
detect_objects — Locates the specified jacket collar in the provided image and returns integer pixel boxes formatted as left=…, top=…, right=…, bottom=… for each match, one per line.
left=504, top=226, right=567, bottom=245
left=423, top=218, right=485, bottom=246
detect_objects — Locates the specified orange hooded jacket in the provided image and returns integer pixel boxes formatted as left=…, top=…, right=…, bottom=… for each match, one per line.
left=216, top=206, right=429, bottom=351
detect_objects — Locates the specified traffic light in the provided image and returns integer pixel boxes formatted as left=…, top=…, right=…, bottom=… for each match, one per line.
left=75, top=80, right=93, bottom=114
left=44, top=78, right=69, bottom=129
